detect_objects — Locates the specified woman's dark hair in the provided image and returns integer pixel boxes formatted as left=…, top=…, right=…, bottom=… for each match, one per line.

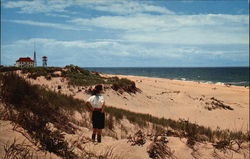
left=92, top=84, right=103, bottom=95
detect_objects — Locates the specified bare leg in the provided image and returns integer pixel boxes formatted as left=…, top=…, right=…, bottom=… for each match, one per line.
left=97, top=129, right=102, bottom=135
left=93, top=129, right=98, bottom=134
left=97, top=129, right=102, bottom=143
left=92, top=129, right=97, bottom=141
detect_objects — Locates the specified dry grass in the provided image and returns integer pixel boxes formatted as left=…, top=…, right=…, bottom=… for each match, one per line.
left=147, top=135, right=176, bottom=159
left=2, top=139, right=38, bottom=159
left=79, top=145, right=123, bottom=159
left=105, top=106, right=249, bottom=149
left=127, top=130, right=146, bottom=146
left=0, top=72, right=78, bottom=159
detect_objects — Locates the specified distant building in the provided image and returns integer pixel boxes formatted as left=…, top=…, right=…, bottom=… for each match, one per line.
left=16, top=57, right=34, bottom=67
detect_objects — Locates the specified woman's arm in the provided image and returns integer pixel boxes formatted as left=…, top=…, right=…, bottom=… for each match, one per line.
left=101, top=102, right=105, bottom=112
left=86, top=101, right=93, bottom=111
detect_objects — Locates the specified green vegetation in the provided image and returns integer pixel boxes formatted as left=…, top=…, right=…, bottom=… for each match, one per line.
left=61, top=65, right=139, bottom=93
left=22, top=67, right=62, bottom=80
left=61, top=65, right=105, bottom=86
left=0, top=66, right=21, bottom=72
left=0, top=65, right=139, bottom=94
left=110, top=77, right=138, bottom=94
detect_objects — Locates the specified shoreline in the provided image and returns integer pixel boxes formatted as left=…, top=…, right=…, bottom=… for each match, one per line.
left=99, top=73, right=249, bottom=132
left=86, top=67, right=249, bottom=87
left=100, top=73, right=249, bottom=89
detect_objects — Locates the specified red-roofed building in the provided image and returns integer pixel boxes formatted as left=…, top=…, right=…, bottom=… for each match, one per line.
left=16, top=57, right=34, bottom=67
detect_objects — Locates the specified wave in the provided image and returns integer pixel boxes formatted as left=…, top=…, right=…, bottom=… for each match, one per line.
left=180, top=78, right=186, bottom=81
left=215, top=82, right=225, bottom=85
left=86, top=67, right=249, bottom=86
left=227, top=81, right=248, bottom=85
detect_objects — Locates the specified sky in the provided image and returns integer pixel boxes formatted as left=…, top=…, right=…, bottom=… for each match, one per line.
left=1, top=0, right=249, bottom=67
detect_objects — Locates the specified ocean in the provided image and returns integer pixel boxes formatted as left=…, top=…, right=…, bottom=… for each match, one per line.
left=85, top=67, right=249, bottom=87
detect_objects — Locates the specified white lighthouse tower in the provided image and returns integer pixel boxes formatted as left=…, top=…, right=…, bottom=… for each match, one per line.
left=42, top=56, right=47, bottom=67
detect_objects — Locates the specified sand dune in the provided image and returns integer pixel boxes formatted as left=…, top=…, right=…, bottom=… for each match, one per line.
left=31, top=73, right=248, bottom=132
left=1, top=118, right=248, bottom=159
left=99, top=74, right=249, bottom=132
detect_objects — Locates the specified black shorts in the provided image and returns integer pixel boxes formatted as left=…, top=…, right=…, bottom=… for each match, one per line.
left=92, top=111, right=105, bottom=129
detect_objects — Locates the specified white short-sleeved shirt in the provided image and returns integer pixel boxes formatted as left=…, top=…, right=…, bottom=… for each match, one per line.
left=87, top=94, right=104, bottom=109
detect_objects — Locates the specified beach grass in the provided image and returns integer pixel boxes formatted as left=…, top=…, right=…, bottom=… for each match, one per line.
left=0, top=72, right=80, bottom=158
left=105, top=106, right=249, bottom=143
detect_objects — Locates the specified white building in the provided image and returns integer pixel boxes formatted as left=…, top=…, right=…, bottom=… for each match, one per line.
left=16, top=57, right=34, bottom=67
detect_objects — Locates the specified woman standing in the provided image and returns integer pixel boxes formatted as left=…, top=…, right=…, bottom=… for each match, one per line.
left=86, top=85, right=105, bottom=143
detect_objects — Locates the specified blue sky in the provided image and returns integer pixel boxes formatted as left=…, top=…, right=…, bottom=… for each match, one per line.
left=1, top=0, right=249, bottom=67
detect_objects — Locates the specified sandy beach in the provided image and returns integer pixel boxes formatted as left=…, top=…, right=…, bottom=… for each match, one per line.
left=101, top=74, right=249, bottom=132
left=29, top=73, right=249, bottom=132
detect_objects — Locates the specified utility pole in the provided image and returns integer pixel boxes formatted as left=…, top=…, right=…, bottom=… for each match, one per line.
left=0, top=0, right=2, bottom=66
left=0, top=48, right=1, bottom=66
left=34, top=41, right=37, bottom=67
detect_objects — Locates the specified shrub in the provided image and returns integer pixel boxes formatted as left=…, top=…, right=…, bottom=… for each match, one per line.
left=61, top=65, right=139, bottom=93
left=0, top=66, right=21, bottom=72
left=127, top=130, right=146, bottom=146
left=110, top=78, right=138, bottom=94
left=62, top=65, right=105, bottom=86
left=22, top=67, right=61, bottom=80
left=147, top=136, right=174, bottom=159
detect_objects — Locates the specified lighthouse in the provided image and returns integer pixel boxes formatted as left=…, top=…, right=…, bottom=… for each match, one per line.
left=42, top=56, right=47, bottom=67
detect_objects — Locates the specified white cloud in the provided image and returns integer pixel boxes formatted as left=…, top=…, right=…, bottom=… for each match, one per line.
left=70, top=14, right=249, bottom=45
left=8, top=19, right=90, bottom=31
left=8, top=13, right=248, bottom=38
left=4, top=0, right=72, bottom=13
left=71, top=14, right=248, bottom=31
left=2, top=38, right=136, bottom=66
left=2, top=38, right=248, bottom=66
left=2, top=0, right=249, bottom=66
left=92, top=1, right=174, bottom=15
left=12, top=38, right=117, bottom=49
left=3, top=0, right=174, bottom=15
left=45, top=13, right=70, bottom=18
left=122, top=27, right=248, bottom=45
left=70, top=14, right=170, bottom=31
